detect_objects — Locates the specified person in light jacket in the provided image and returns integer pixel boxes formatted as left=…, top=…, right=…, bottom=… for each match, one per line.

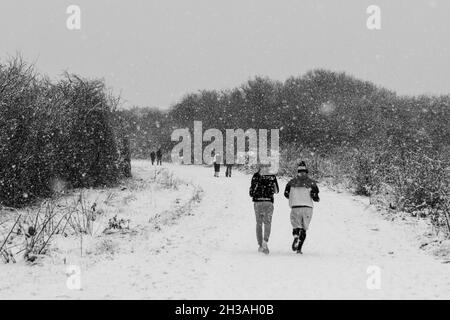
left=284, top=161, right=320, bottom=254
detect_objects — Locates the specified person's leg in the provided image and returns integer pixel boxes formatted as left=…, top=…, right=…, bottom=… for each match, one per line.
left=292, top=227, right=301, bottom=251
left=301, top=207, right=313, bottom=231
left=254, top=203, right=263, bottom=249
left=254, top=202, right=273, bottom=254
left=290, top=208, right=302, bottom=251
left=297, top=228, right=306, bottom=254
left=297, top=207, right=313, bottom=253
left=262, top=202, right=274, bottom=243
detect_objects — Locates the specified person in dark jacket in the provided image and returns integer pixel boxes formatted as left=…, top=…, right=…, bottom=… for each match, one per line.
left=284, top=161, right=319, bottom=254
left=249, top=164, right=279, bottom=254
left=156, top=148, right=162, bottom=165
left=150, top=150, right=156, bottom=165
left=213, top=152, right=222, bottom=177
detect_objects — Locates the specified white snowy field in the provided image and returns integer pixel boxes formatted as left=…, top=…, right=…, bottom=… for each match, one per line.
left=0, top=160, right=449, bottom=299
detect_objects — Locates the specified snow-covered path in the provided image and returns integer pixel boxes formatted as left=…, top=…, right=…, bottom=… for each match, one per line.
left=1, top=162, right=449, bottom=299
left=169, top=164, right=450, bottom=300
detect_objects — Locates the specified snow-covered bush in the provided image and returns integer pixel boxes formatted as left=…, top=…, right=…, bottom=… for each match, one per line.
left=0, top=56, right=127, bottom=207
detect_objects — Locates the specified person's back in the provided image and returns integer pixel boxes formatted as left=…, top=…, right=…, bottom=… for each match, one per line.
left=156, top=149, right=162, bottom=165
left=284, top=161, right=319, bottom=254
left=150, top=151, right=156, bottom=165
left=286, top=175, right=318, bottom=208
left=249, top=165, right=279, bottom=254
left=250, top=172, right=279, bottom=203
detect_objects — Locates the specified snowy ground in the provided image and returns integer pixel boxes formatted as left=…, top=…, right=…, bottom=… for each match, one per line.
left=1, top=160, right=449, bottom=299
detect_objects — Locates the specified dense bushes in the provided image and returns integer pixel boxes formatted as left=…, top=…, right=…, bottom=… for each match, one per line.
left=0, top=57, right=129, bottom=207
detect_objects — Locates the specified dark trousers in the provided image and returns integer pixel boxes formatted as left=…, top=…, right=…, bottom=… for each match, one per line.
left=225, top=164, right=232, bottom=177
left=213, top=163, right=220, bottom=177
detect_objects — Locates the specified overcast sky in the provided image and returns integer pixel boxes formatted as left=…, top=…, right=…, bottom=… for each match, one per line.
left=0, top=0, right=449, bottom=109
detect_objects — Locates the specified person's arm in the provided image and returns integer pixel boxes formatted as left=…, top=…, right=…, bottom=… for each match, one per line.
left=273, top=177, right=280, bottom=194
left=311, top=182, right=319, bottom=195
left=284, top=181, right=291, bottom=199
left=311, top=181, right=320, bottom=202
left=249, top=174, right=258, bottom=197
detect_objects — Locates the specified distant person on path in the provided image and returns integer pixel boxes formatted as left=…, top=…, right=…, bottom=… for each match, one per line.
left=249, top=163, right=279, bottom=254
left=284, top=161, right=320, bottom=254
left=213, top=152, right=222, bottom=177
left=150, top=150, right=156, bottom=165
left=225, top=164, right=232, bottom=177
left=225, top=155, right=233, bottom=177
left=156, top=148, right=162, bottom=165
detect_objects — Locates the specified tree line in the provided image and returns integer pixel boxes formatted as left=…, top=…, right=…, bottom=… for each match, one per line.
left=1, top=55, right=449, bottom=234
left=120, top=69, right=450, bottom=234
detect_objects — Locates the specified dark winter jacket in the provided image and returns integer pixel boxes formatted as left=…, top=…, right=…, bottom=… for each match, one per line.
left=284, top=175, right=319, bottom=208
left=156, top=149, right=162, bottom=159
left=249, top=172, right=279, bottom=203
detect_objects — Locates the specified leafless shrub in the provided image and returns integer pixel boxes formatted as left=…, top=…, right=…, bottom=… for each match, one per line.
left=0, top=190, right=112, bottom=263
left=103, top=215, right=130, bottom=234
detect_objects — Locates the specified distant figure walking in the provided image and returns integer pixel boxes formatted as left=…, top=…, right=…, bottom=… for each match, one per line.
left=213, top=152, right=222, bottom=177
left=225, top=164, right=232, bottom=177
left=156, top=148, right=162, bottom=165
left=224, top=155, right=233, bottom=177
left=249, top=164, right=279, bottom=254
left=284, top=161, right=320, bottom=254
left=150, top=150, right=156, bottom=165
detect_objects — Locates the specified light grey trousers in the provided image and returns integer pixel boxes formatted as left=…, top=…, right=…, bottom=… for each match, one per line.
left=254, top=202, right=274, bottom=246
left=290, top=206, right=313, bottom=230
